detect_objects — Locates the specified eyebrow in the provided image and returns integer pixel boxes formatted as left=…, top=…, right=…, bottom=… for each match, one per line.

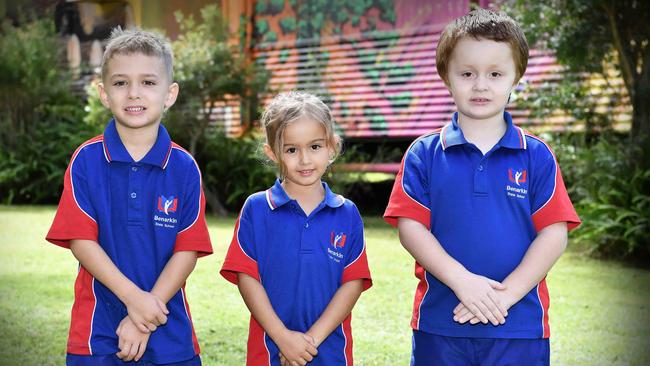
left=283, top=138, right=326, bottom=145
left=110, top=73, right=160, bottom=79
left=459, top=64, right=504, bottom=69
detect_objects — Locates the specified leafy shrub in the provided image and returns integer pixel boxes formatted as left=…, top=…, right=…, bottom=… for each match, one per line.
left=325, top=143, right=405, bottom=214
left=0, top=105, right=98, bottom=204
left=553, top=134, right=650, bottom=264
left=167, top=4, right=270, bottom=215
left=197, top=129, right=275, bottom=213
left=0, top=17, right=98, bottom=204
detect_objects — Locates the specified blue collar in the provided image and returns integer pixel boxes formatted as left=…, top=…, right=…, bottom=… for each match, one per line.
left=102, top=119, right=173, bottom=168
left=440, top=112, right=527, bottom=150
left=265, top=179, right=345, bottom=210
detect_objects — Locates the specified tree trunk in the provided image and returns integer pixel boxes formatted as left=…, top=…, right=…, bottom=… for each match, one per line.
left=630, top=46, right=650, bottom=165
left=631, top=87, right=650, bottom=168
left=203, top=183, right=228, bottom=217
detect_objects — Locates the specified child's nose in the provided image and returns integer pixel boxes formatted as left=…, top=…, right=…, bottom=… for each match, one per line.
left=128, top=84, right=140, bottom=99
left=299, top=150, right=310, bottom=164
left=472, top=76, right=488, bottom=91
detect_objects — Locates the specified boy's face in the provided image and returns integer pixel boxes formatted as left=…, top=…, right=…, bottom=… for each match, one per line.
left=446, top=37, right=518, bottom=122
left=99, top=53, right=178, bottom=131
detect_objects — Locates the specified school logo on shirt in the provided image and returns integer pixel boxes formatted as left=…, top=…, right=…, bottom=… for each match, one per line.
left=327, top=231, right=346, bottom=263
left=154, top=195, right=178, bottom=229
left=508, top=169, right=527, bottom=186
left=506, top=168, right=528, bottom=199
left=157, top=195, right=178, bottom=215
left=330, top=231, right=347, bottom=249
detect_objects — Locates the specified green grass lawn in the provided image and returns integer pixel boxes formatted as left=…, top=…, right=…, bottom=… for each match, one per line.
left=1, top=206, right=648, bottom=365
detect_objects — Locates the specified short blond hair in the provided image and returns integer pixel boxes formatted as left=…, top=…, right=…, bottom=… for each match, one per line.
left=101, top=27, right=173, bottom=82
left=261, top=91, right=342, bottom=178
left=436, top=8, right=529, bottom=85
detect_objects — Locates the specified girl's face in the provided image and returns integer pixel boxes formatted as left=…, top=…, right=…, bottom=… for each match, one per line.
left=267, top=116, right=333, bottom=193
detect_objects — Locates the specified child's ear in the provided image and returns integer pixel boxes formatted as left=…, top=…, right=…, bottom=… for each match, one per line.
left=164, top=82, right=179, bottom=110
left=98, top=82, right=110, bottom=108
left=263, top=143, right=278, bottom=163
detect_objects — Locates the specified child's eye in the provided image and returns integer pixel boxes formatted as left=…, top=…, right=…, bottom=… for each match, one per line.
left=113, top=81, right=126, bottom=86
left=311, top=144, right=322, bottom=150
left=143, top=80, right=156, bottom=86
left=490, top=72, right=502, bottom=78
left=461, top=72, right=473, bottom=78
left=285, top=147, right=297, bottom=154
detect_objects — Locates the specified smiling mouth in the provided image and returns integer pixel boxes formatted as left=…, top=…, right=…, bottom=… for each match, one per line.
left=125, top=106, right=146, bottom=112
left=298, top=169, right=314, bottom=176
left=470, top=98, right=490, bottom=103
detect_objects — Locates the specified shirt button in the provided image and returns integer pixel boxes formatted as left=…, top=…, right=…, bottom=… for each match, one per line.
left=304, top=222, right=309, bottom=228
left=478, top=164, right=484, bottom=171
left=130, top=192, right=137, bottom=198
left=131, top=166, right=138, bottom=172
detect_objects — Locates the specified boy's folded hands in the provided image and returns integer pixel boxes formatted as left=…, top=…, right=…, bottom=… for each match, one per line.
left=124, top=289, right=169, bottom=333
left=454, top=288, right=518, bottom=325
left=116, top=315, right=150, bottom=362
left=116, top=291, right=168, bottom=361
left=277, top=330, right=318, bottom=366
left=449, top=271, right=509, bottom=326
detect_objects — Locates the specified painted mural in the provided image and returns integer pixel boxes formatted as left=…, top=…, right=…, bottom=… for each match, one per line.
left=56, top=0, right=630, bottom=140
left=253, top=0, right=471, bottom=138
left=250, top=0, right=629, bottom=139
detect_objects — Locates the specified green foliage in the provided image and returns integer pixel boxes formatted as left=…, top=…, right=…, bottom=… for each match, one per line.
left=554, top=135, right=650, bottom=263
left=504, top=1, right=650, bottom=262
left=377, top=0, right=396, bottom=23
left=0, top=105, right=98, bottom=204
left=505, top=0, right=612, bottom=73
left=514, top=73, right=619, bottom=134
left=255, top=18, right=269, bottom=36
left=291, top=0, right=396, bottom=40
left=255, top=0, right=268, bottom=15
left=0, top=16, right=100, bottom=204
left=197, top=130, right=275, bottom=212
left=83, top=79, right=112, bottom=131
left=0, top=17, right=72, bottom=140
left=255, top=0, right=284, bottom=16
left=326, top=143, right=403, bottom=206
left=279, top=17, right=297, bottom=35
left=269, top=0, right=285, bottom=15
left=168, top=4, right=270, bottom=214
left=505, top=0, right=650, bottom=144
left=265, top=31, right=278, bottom=43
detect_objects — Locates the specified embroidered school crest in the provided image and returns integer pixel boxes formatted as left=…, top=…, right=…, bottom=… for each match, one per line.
left=157, top=195, right=178, bottom=215
left=508, top=169, right=527, bottom=186
left=330, top=231, right=347, bottom=249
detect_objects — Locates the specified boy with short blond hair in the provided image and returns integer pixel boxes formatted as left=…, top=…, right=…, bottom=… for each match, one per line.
left=47, top=27, right=212, bottom=366
left=384, top=8, right=580, bottom=365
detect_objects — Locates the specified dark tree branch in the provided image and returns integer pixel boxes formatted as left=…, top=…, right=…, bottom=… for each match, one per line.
left=602, top=2, right=635, bottom=98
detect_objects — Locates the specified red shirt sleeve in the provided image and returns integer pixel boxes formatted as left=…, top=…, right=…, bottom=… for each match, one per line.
left=384, top=141, right=431, bottom=229
left=174, top=160, right=212, bottom=257
left=528, top=135, right=581, bottom=232
left=46, top=143, right=99, bottom=248
left=342, top=214, right=372, bottom=291
left=220, top=199, right=260, bottom=284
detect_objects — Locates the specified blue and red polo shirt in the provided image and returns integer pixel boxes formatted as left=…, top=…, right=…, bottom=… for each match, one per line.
left=221, top=180, right=372, bottom=366
left=384, top=112, right=580, bottom=339
left=46, top=119, right=212, bottom=363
